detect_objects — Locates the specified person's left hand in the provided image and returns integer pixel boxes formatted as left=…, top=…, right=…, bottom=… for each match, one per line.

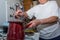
left=27, top=19, right=40, bottom=28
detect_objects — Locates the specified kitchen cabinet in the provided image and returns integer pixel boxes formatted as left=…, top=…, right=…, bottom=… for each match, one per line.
left=23, top=0, right=38, bottom=11
left=23, top=0, right=33, bottom=11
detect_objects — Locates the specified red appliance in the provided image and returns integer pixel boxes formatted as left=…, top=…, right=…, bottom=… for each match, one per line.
left=7, top=22, right=25, bottom=40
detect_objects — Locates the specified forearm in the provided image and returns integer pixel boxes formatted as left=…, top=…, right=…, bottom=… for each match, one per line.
left=39, top=16, right=58, bottom=24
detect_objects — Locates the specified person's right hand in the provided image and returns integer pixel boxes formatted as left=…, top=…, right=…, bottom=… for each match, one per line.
left=14, top=10, right=24, bottom=18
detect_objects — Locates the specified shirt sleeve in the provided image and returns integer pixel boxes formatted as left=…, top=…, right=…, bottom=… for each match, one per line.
left=49, top=1, right=58, bottom=17
left=26, top=7, right=35, bottom=19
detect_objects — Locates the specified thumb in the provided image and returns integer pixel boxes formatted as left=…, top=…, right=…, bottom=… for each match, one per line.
left=26, top=21, right=32, bottom=28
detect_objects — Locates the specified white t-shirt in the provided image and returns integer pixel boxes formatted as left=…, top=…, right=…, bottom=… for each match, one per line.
left=26, top=1, right=59, bottom=39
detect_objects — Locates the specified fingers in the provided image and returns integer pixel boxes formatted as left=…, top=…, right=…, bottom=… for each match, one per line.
left=15, top=15, right=20, bottom=19
left=27, top=21, right=32, bottom=26
left=27, top=21, right=35, bottom=28
left=26, top=22, right=32, bottom=27
left=14, top=10, right=23, bottom=18
left=16, top=10, right=22, bottom=13
left=28, top=23, right=34, bottom=28
left=15, top=10, right=22, bottom=16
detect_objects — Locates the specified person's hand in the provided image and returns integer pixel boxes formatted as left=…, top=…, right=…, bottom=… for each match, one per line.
left=27, top=19, right=41, bottom=28
left=14, top=10, right=24, bottom=18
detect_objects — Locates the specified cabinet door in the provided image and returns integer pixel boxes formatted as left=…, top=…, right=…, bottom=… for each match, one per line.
left=23, top=0, right=33, bottom=11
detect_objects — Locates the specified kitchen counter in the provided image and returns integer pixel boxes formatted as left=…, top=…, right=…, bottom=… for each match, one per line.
left=2, top=32, right=40, bottom=40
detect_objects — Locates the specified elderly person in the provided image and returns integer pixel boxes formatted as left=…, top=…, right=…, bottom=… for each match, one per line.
left=15, top=0, right=60, bottom=40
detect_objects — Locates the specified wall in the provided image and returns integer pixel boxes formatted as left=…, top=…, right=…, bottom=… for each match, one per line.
left=0, top=0, right=6, bottom=25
